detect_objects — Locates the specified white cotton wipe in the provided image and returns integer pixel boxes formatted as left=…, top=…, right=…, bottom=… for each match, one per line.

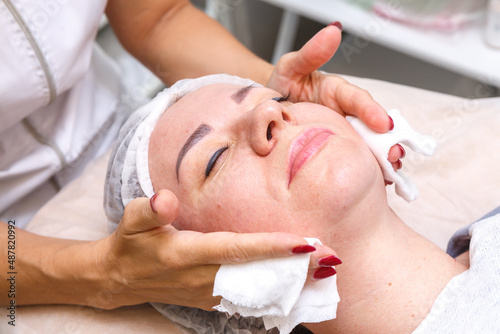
left=347, top=109, right=437, bottom=202
left=213, top=238, right=339, bottom=334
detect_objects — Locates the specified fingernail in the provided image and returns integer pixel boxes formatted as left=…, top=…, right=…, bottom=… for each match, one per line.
left=397, top=144, right=406, bottom=158
left=328, top=21, right=343, bottom=31
left=388, top=116, right=394, bottom=131
left=314, top=267, right=337, bottom=279
left=385, top=180, right=393, bottom=186
left=396, top=159, right=403, bottom=170
left=150, top=193, right=158, bottom=213
left=319, top=255, right=342, bottom=267
left=292, top=245, right=316, bottom=254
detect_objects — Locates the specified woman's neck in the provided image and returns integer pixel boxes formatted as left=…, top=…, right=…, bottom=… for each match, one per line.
left=307, top=209, right=468, bottom=333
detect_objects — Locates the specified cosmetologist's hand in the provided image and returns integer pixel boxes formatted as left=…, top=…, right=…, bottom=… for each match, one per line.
left=100, top=190, right=338, bottom=311
left=268, top=23, right=391, bottom=133
left=268, top=23, right=404, bottom=176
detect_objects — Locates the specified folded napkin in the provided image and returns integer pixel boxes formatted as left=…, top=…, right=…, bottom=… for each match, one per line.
left=213, top=238, right=339, bottom=334
left=347, top=109, right=437, bottom=202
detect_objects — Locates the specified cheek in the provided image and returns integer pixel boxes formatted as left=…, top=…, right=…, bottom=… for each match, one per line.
left=291, top=138, right=381, bottom=220
left=199, top=184, right=285, bottom=233
left=294, top=106, right=345, bottom=125
left=175, top=174, right=296, bottom=234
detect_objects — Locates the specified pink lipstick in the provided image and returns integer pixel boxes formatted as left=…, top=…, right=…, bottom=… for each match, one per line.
left=288, top=128, right=333, bottom=186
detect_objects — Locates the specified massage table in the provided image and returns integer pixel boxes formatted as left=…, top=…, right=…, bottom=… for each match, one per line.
left=2, top=75, right=499, bottom=333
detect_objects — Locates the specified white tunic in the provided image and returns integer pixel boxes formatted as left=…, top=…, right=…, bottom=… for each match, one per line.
left=414, top=214, right=500, bottom=333
left=0, top=0, right=124, bottom=227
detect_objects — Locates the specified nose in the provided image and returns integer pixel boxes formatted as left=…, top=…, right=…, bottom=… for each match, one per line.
left=244, top=100, right=298, bottom=156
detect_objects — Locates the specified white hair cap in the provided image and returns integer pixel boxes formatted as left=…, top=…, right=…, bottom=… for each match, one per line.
left=104, top=74, right=259, bottom=230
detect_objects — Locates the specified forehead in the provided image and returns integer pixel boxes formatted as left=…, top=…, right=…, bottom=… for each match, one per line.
left=148, top=83, right=259, bottom=191
left=161, top=83, right=250, bottom=128
left=153, top=83, right=273, bottom=144
left=149, top=84, right=247, bottom=163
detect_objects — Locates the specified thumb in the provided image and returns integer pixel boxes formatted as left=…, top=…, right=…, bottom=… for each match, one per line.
left=119, top=189, right=179, bottom=235
left=281, top=23, right=342, bottom=77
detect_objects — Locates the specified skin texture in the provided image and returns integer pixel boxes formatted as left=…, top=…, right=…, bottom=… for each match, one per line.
left=0, top=0, right=403, bottom=309
left=148, top=84, right=469, bottom=333
left=149, top=84, right=379, bottom=236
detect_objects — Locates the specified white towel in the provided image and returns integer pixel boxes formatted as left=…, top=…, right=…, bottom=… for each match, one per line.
left=213, top=238, right=339, bottom=334
left=347, top=109, right=437, bottom=202
left=414, top=214, right=500, bottom=332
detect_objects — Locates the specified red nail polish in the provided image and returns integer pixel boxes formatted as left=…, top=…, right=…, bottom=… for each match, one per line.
left=150, top=193, right=158, bottom=213
left=396, top=159, right=403, bottom=170
left=314, top=267, right=337, bottom=279
left=319, top=255, right=343, bottom=267
left=385, top=180, right=393, bottom=186
left=328, top=21, right=343, bottom=31
left=388, top=116, right=394, bottom=131
left=397, top=144, right=406, bottom=159
left=292, top=245, right=316, bottom=254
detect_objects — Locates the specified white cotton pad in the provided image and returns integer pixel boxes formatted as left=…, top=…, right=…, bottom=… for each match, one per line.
left=347, top=109, right=437, bottom=202
left=213, top=238, right=339, bottom=334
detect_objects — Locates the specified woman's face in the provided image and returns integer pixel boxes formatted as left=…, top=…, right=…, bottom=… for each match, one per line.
left=149, top=84, right=381, bottom=235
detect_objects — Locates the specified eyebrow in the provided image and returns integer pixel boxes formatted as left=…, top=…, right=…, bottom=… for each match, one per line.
left=176, top=123, right=212, bottom=182
left=231, top=84, right=256, bottom=104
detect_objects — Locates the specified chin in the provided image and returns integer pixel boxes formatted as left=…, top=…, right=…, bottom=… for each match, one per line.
left=290, top=151, right=378, bottom=220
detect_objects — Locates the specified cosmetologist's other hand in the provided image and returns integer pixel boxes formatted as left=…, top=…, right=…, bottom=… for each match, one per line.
left=268, top=23, right=405, bottom=175
left=268, top=23, right=392, bottom=133
left=100, top=190, right=338, bottom=311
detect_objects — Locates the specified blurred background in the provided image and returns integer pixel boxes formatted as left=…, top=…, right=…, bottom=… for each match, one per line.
left=98, top=0, right=500, bottom=99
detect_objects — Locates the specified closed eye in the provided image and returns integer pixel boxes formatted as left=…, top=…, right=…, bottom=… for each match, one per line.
left=272, top=93, right=290, bottom=103
left=205, top=146, right=229, bottom=178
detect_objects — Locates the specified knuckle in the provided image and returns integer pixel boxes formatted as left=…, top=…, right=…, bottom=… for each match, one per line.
left=330, top=75, right=347, bottom=87
left=220, top=244, right=249, bottom=264
left=178, top=268, right=215, bottom=295
left=275, top=51, right=295, bottom=67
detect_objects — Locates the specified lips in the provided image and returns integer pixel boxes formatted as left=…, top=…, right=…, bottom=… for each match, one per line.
left=287, top=128, right=334, bottom=186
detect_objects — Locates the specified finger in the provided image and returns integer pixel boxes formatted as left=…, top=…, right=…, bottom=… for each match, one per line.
left=160, top=264, right=221, bottom=310
left=388, top=144, right=405, bottom=162
left=397, top=143, right=406, bottom=158
left=171, top=231, right=314, bottom=266
left=310, top=266, right=337, bottom=281
left=307, top=244, right=341, bottom=282
left=333, top=81, right=391, bottom=133
left=309, top=244, right=339, bottom=269
left=275, top=24, right=342, bottom=80
left=120, top=189, right=179, bottom=235
left=391, top=160, right=403, bottom=172
left=150, top=189, right=180, bottom=225
left=149, top=274, right=222, bottom=311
